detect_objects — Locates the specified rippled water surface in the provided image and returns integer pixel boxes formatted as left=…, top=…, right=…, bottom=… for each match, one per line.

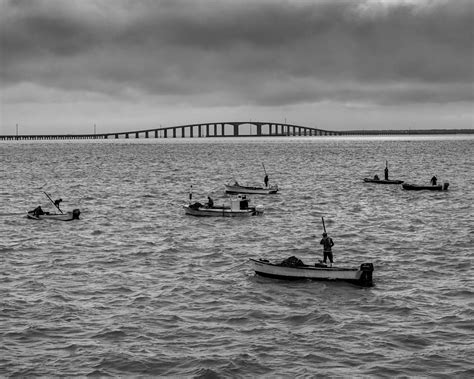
left=1, top=136, right=473, bottom=377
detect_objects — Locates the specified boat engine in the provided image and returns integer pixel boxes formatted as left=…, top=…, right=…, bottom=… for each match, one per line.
left=72, top=209, right=81, bottom=220
left=359, top=263, right=374, bottom=286
left=255, top=205, right=265, bottom=215
left=443, top=182, right=449, bottom=191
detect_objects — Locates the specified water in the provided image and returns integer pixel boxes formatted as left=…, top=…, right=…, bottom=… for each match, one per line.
left=1, top=136, right=473, bottom=377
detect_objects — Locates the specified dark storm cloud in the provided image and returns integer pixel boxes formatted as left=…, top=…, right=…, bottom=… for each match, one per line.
left=1, top=0, right=473, bottom=106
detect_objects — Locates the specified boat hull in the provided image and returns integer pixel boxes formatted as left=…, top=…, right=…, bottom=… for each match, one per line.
left=402, top=183, right=449, bottom=191
left=183, top=205, right=263, bottom=217
left=225, top=184, right=278, bottom=194
left=363, top=178, right=404, bottom=184
left=250, top=258, right=374, bottom=287
left=27, top=209, right=81, bottom=221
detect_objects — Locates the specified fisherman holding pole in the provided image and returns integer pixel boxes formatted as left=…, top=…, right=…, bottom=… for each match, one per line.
left=262, top=163, right=269, bottom=188
left=320, top=217, right=334, bottom=267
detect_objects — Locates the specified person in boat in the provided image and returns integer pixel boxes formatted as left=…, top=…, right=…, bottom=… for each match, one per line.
left=33, top=206, right=45, bottom=216
left=384, top=166, right=389, bottom=180
left=374, top=174, right=380, bottom=180
left=320, top=232, right=334, bottom=267
left=206, top=196, right=214, bottom=208
left=264, top=174, right=269, bottom=188
left=431, top=176, right=437, bottom=186
left=54, top=198, right=62, bottom=211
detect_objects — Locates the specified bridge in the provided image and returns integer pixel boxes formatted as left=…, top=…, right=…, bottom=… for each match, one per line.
left=1, top=121, right=472, bottom=140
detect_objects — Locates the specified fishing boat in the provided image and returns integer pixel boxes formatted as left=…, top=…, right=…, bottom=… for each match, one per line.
left=27, top=209, right=81, bottom=221
left=363, top=178, right=404, bottom=184
left=364, top=161, right=404, bottom=184
left=27, top=192, right=81, bottom=221
left=250, top=257, right=374, bottom=287
left=184, top=194, right=264, bottom=217
left=402, top=183, right=449, bottom=191
left=225, top=180, right=279, bottom=195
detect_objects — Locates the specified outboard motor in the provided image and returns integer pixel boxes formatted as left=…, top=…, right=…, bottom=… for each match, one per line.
left=255, top=205, right=265, bottom=215
left=443, top=182, right=449, bottom=191
left=359, top=263, right=374, bottom=287
left=72, top=209, right=81, bottom=220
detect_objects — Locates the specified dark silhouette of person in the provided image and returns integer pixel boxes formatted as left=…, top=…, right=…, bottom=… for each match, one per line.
left=207, top=196, right=214, bottom=208
left=54, top=198, right=62, bottom=211
left=33, top=206, right=44, bottom=216
left=430, top=176, right=437, bottom=186
left=264, top=174, right=269, bottom=188
left=384, top=166, right=389, bottom=180
left=320, top=233, right=335, bottom=267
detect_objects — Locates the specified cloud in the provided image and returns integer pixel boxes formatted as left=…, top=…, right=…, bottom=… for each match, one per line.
left=1, top=0, right=473, bottom=110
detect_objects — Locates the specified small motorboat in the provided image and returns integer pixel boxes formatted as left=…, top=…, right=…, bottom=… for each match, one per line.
left=27, top=192, right=81, bottom=221
left=27, top=208, right=81, bottom=221
left=184, top=194, right=264, bottom=217
left=364, top=162, right=403, bottom=184
left=402, top=183, right=449, bottom=191
left=225, top=180, right=278, bottom=195
left=363, top=178, right=404, bottom=184
left=250, top=256, right=374, bottom=287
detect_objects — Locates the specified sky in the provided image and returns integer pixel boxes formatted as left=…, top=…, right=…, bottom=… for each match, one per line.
left=1, top=0, right=473, bottom=135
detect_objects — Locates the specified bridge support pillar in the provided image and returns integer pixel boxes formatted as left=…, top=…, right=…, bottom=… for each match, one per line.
left=115, top=134, right=119, bottom=139
left=214, top=124, right=217, bottom=136
left=233, top=124, right=238, bottom=136
left=199, top=125, right=202, bottom=137
left=126, top=134, right=129, bottom=139
left=190, top=126, right=194, bottom=138
left=221, top=124, right=225, bottom=136
left=206, top=124, right=210, bottom=137
left=181, top=127, right=185, bottom=138
left=145, top=131, right=149, bottom=138
left=164, top=129, right=167, bottom=138
left=257, top=125, right=262, bottom=136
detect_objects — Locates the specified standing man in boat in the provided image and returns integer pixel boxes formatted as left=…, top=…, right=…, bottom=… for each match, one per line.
left=264, top=174, right=269, bottom=188
left=320, top=233, right=335, bottom=267
left=431, top=176, right=437, bottom=185
left=54, top=198, right=62, bottom=212
left=384, top=161, right=389, bottom=181
left=207, top=196, right=214, bottom=208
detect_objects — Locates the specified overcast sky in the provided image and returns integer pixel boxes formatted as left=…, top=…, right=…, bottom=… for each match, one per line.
left=1, top=0, right=473, bottom=134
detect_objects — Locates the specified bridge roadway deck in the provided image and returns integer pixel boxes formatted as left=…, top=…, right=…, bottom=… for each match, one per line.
left=1, top=121, right=472, bottom=141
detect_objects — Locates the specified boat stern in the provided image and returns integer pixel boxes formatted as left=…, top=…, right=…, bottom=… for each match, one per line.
left=254, top=205, right=265, bottom=215
left=72, top=209, right=81, bottom=220
left=359, top=263, right=374, bottom=287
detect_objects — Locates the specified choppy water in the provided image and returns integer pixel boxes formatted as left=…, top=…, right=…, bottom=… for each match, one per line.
left=1, top=136, right=473, bottom=377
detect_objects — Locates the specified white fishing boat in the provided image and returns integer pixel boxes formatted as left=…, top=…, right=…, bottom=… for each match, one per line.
left=27, top=192, right=81, bottom=221
left=27, top=209, right=81, bottom=221
left=184, top=194, right=264, bottom=217
left=250, top=257, right=374, bottom=287
left=225, top=180, right=279, bottom=195
left=363, top=178, right=404, bottom=184
left=402, top=183, right=449, bottom=191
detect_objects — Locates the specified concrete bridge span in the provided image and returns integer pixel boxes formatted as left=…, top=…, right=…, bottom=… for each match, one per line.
left=1, top=121, right=472, bottom=140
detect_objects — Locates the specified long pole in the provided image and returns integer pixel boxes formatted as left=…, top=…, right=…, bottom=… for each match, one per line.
left=43, top=191, right=63, bottom=214
left=322, top=216, right=327, bottom=234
